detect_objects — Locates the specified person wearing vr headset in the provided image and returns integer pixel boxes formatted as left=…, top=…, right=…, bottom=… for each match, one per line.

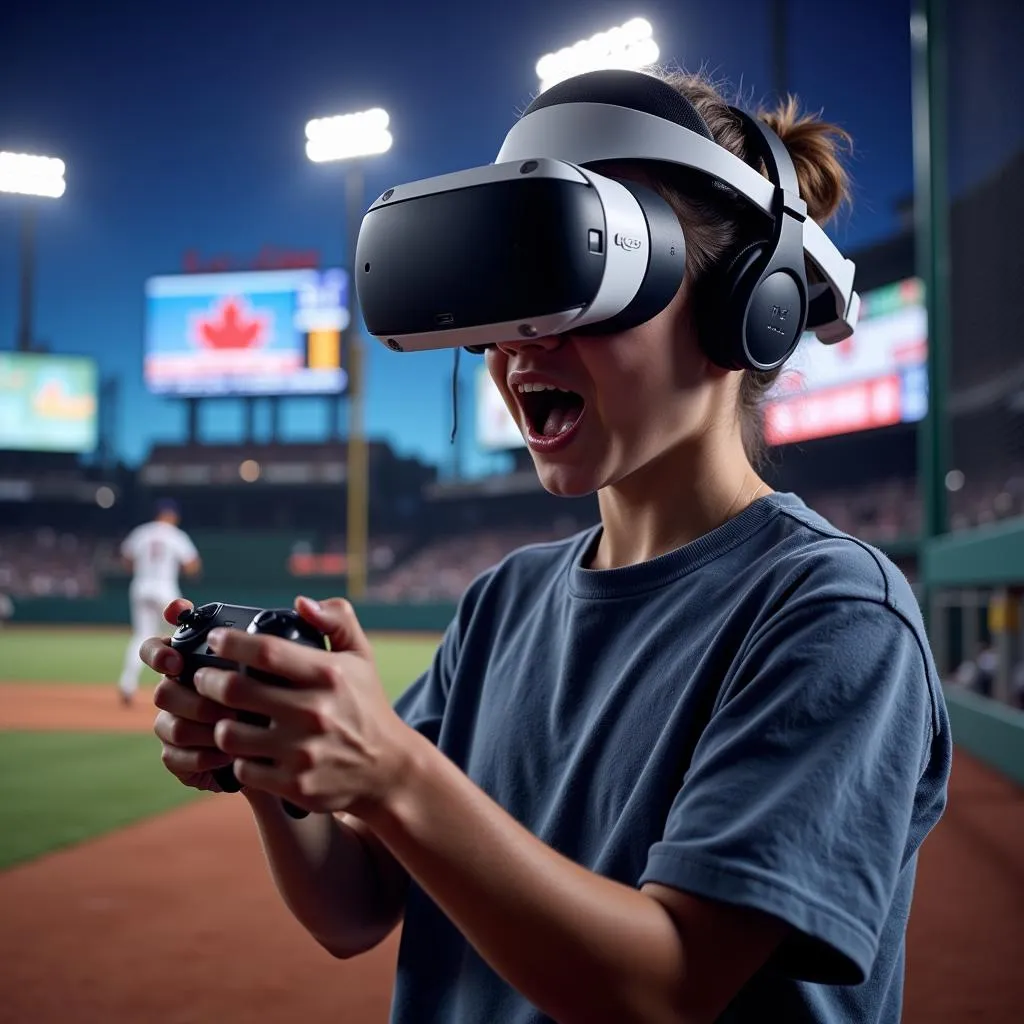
left=142, top=69, right=950, bottom=1024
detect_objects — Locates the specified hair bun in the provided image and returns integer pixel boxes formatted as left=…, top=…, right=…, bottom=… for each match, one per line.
left=757, top=96, right=852, bottom=224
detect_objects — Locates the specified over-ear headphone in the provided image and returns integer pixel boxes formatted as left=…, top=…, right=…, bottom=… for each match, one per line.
left=694, top=108, right=810, bottom=373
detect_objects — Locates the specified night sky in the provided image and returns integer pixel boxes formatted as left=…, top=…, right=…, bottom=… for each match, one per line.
left=1, top=0, right=1021, bottom=476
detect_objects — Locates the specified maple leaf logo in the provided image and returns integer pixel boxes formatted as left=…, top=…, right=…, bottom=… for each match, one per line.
left=193, top=296, right=271, bottom=350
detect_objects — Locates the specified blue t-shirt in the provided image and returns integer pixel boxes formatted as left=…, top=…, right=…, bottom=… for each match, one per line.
left=389, top=492, right=952, bottom=1023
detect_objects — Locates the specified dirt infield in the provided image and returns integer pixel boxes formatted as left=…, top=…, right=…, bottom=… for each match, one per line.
left=1, top=684, right=1022, bottom=1022
left=0, top=683, right=161, bottom=732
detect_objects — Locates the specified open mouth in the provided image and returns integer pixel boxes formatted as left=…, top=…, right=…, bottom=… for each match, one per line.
left=516, top=383, right=585, bottom=439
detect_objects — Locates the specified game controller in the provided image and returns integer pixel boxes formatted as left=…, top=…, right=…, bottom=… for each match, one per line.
left=169, top=602, right=328, bottom=819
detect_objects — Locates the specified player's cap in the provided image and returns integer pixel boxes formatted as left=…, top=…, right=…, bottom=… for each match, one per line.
left=154, top=498, right=181, bottom=518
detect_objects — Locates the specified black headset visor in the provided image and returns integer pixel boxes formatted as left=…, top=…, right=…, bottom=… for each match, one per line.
left=357, top=171, right=607, bottom=346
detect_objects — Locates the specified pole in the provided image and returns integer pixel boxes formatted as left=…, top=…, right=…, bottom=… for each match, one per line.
left=912, top=0, right=951, bottom=545
left=345, top=163, right=369, bottom=601
left=17, top=203, right=36, bottom=351
left=911, top=0, right=952, bottom=641
left=771, top=0, right=789, bottom=101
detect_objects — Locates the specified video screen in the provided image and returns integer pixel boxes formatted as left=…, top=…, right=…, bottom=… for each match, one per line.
left=764, top=277, right=928, bottom=445
left=144, top=268, right=350, bottom=397
left=476, top=365, right=525, bottom=451
left=0, top=352, right=98, bottom=454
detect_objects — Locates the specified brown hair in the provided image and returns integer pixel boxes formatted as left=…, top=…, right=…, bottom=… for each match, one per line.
left=647, top=70, right=853, bottom=467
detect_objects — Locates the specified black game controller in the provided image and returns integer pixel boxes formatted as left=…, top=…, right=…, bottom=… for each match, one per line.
left=169, top=602, right=328, bottom=819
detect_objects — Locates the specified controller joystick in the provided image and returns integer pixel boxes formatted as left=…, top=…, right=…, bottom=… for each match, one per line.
left=169, top=603, right=328, bottom=820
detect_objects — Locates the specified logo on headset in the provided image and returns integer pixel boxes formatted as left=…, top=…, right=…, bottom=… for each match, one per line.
left=614, top=233, right=642, bottom=252
left=766, top=305, right=790, bottom=336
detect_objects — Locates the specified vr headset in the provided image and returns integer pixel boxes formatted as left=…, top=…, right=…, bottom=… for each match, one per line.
left=354, top=69, right=860, bottom=373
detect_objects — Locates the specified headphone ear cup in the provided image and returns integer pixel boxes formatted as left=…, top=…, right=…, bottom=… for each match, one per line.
left=696, top=241, right=768, bottom=370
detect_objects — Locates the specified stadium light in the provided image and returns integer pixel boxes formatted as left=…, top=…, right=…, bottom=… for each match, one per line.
left=535, top=17, right=660, bottom=93
left=304, top=108, right=393, bottom=164
left=0, top=151, right=66, bottom=199
left=1, top=151, right=66, bottom=351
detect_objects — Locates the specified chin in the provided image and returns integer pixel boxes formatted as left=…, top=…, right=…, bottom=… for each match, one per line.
left=531, top=458, right=605, bottom=499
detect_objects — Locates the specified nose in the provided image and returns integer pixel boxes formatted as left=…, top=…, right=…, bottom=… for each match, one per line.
left=495, top=334, right=564, bottom=357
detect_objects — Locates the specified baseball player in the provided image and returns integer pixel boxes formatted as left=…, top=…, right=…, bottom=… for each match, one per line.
left=118, top=499, right=201, bottom=704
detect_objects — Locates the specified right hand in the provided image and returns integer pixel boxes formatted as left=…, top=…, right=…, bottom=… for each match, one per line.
left=144, top=598, right=237, bottom=792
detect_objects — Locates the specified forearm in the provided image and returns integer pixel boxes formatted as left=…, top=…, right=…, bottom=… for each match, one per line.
left=244, top=788, right=405, bottom=958
left=361, top=734, right=691, bottom=1024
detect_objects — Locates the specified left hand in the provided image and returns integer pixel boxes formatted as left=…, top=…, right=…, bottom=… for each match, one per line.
left=192, top=596, right=412, bottom=817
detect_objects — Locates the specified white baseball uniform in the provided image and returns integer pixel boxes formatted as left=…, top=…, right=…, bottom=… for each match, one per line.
left=118, top=520, right=199, bottom=697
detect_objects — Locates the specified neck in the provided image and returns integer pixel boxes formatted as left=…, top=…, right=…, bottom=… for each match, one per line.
left=591, top=434, right=768, bottom=570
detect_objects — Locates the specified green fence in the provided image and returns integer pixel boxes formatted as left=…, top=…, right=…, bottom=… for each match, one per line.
left=10, top=583, right=457, bottom=634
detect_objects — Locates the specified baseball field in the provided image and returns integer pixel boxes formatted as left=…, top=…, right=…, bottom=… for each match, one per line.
left=1, top=624, right=1022, bottom=1022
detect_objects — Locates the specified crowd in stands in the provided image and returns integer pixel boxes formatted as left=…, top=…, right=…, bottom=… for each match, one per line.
left=0, top=529, right=113, bottom=599
left=368, top=518, right=588, bottom=603
left=2, top=471, right=1021, bottom=604
left=362, top=473, right=1024, bottom=603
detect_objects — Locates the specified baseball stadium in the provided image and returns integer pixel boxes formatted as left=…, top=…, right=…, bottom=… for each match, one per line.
left=3, top=2, right=1024, bottom=1022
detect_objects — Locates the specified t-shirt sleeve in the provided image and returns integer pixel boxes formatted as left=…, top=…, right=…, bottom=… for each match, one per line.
left=392, top=623, right=458, bottom=746
left=638, top=597, right=937, bottom=986
left=391, top=569, right=491, bottom=746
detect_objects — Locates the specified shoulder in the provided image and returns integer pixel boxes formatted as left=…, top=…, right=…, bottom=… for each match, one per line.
left=731, top=492, right=942, bottom=733
left=754, top=492, right=921, bottom=628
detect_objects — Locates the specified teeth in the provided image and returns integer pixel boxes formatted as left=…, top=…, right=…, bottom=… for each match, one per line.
left=516, top=382, right=570, bottom=393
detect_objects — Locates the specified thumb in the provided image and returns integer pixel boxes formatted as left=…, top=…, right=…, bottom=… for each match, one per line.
left=295, top=596, right=373, bottom=659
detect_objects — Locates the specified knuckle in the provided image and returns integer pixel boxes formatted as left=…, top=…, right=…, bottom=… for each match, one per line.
left=152, top=680, right=172, bottom=710
left=139, top=638, right=163, bottom=667
left=159, top=744, right=180, bottom=772
left=298, top=700, right=331, bottom=735
left=253, top=636, right=277, bottom=669
left=313, top=659, right=338, bottom=689
left=294, top=772, right=318, bottom=799
left=167, top=717, right=192, bottom=748
left=216, top=671, right=244, bottom=705
left=290, top=743, right=316, bottom=774
left=214, top=719, right=236, bottom=751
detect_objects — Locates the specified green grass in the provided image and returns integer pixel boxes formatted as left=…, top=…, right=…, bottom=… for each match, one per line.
left=0, top=627, right=438, bottom=870
left=0, top=626, right=440, bottom=698
left=0, top=731, right=204, bottom=870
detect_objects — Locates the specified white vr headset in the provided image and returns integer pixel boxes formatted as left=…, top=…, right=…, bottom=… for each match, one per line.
left=354, top=69, right=860, bottom=373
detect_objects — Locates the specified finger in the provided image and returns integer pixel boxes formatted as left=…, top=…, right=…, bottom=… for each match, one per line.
left=163, top=598, right=193, bottom=627
left=159, top=741, right=234, bottom=777
left=154, top=709, right=219, bottom=750
left=141, top=637, right=183, bottom=678
left=232, top=758, right=319, bottom=811
left=214, top=719, right=316, bottom=773
left=295, top=596, right=372, bottom=659
left=205, top=629, right=337, bottom=692
left=193, top=667, right=318, bottom=720
left=153, top=676, right=234, bottom=725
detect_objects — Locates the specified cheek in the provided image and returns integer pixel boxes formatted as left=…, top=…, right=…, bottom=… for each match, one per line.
left=585, top=333, right=682, bottom=416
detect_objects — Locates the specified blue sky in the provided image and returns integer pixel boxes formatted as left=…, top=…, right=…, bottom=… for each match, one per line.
left=1, top=0, right=1021, bottom=477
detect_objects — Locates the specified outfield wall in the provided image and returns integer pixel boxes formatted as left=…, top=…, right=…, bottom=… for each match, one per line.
left=9, top=585, right=457, bottom=634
